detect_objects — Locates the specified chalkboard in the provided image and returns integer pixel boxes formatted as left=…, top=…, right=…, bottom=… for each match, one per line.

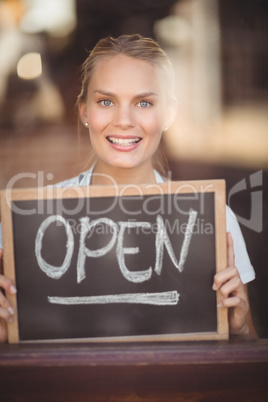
left=1, top=180, right=228, bottom=343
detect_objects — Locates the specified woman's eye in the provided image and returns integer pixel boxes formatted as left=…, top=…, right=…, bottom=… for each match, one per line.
left=138, top=101, right=151, bottom=108
left=100, top=99, right=112, bottom=107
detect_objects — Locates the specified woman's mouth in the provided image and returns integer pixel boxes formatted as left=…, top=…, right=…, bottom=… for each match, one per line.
left=106, top=136, right=141, bottom=146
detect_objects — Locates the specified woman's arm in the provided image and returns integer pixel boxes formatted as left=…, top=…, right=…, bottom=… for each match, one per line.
left=213, top=233, right=258, bottom=339
left=0, top=249, right=17, bottom=342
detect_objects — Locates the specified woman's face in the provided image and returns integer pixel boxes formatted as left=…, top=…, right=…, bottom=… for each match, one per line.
left=79, top=54, right=171, bottom=173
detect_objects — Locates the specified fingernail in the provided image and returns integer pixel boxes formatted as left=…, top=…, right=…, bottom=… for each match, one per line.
left=8, top=307, right=15, bottom=316
left=212, top=284, right=217, bottom=291
left=217, top=302, right=223, bottom=308
left=10, top=285, right=17, bottom=294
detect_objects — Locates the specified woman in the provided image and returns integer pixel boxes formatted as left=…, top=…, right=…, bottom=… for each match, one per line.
left=0, top=34, right=257, bottom=341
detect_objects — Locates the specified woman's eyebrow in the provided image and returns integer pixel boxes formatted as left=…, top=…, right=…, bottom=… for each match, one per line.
left=93, top=90, right=115, bottom=97
left=93, top=90, right=158, bottom=98
left=135, top=92, right=158, bottom=98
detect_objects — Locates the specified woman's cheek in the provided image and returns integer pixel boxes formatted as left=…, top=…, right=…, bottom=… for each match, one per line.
left=137, top=110, right=162, bottom=132
left=88, top=109, right=108, bottom=131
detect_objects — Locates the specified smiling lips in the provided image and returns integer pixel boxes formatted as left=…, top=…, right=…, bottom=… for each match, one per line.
left=107, top=136, right=141, bottom=146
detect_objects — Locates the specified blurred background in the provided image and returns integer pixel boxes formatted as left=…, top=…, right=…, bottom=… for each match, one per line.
left=0, top=0, right=267, bottom=337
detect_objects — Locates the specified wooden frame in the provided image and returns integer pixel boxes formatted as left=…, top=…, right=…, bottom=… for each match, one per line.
left=1, top=180, right=228, bottom=343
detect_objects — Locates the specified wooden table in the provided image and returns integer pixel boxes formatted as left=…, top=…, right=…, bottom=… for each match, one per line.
left=1, top=339, right=268, bottom=401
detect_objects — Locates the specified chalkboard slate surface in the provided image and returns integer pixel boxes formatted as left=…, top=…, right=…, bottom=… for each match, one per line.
left=1, top=181, right=228, bottom=342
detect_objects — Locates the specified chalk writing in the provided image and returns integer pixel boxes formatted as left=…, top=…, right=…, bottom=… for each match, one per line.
left=77, top=217, right=118, bottom=283
left=117, top=221, right=153, bottom=283
left=35, top=209, right=197, bottom=306
left=48, top=291, right=179, bottom=306
left=155, top=209, right=197, bottom=275
left=35, top=215, right=74, bottom=279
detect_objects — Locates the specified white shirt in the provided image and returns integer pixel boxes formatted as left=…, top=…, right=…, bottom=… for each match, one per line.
left=0, top=166, right=255, bottom=284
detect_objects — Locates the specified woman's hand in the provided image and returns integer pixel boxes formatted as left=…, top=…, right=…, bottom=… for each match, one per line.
left=0, top=249, right=17, bottom=342
left=213, top=233, right=257, bottom=338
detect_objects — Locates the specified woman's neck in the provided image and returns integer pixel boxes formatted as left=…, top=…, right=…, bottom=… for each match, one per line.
left=91, top=162, right=157, bottom=186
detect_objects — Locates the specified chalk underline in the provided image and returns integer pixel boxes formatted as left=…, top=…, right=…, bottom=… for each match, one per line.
left=48, top=291, right=179, bottom=306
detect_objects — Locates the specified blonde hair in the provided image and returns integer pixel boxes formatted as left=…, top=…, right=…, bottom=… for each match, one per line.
left=77, top=34, right=175, bottom=176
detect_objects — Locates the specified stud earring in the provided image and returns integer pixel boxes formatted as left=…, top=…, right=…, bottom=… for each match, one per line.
left=163, top=127, right=168, bottom=132
left=84, top=122, right=89, bottom=127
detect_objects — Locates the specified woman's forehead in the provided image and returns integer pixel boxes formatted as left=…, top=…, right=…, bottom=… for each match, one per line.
left=88, top=54, right=164, bottom=93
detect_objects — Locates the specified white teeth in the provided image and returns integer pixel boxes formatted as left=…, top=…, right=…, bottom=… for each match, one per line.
left=108, top=137, right=140, bottom=145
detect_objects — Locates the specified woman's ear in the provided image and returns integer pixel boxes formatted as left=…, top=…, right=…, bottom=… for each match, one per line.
left=78, top=102, right=88, bottom=126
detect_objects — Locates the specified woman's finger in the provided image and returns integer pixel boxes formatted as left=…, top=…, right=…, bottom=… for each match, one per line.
left=227, top=232, right=235, bottom=267
left=0, top=288, right=13, bottom=310
left=213, top=266, right=238, bottom=290
left=0, top=274, right=17, bottom=295
left=218, top=295, right=242, bottom=308
left=218, top=275, right=243, bottom=299
left=0, top=306, right=14, bottom=322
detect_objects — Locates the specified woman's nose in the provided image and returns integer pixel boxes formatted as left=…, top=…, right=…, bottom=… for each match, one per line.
left=113, top=105, right=135, bottom=129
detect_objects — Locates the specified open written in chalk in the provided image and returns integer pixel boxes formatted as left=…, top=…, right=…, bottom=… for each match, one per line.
left=1, top=180, right=228, bottom=343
